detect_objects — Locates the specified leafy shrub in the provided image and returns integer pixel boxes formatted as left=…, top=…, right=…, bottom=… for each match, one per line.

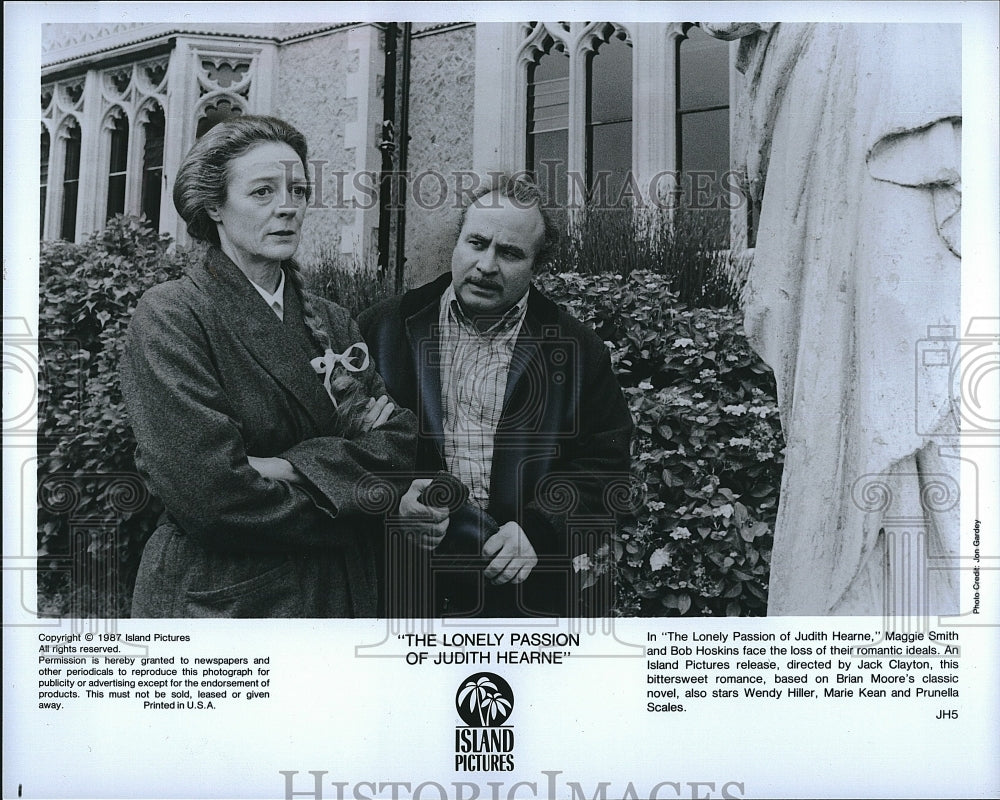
left=535, top=270, right=784, bottom=616
left=37, top=215, right=194, bottom=616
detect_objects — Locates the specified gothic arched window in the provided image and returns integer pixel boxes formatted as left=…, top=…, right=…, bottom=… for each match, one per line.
left=524, top=23, right=634, bottom=209
left=60, top=123, right=82, bottom=241
left=40, top=127, right=50, bottom=238
left=527, top=45, right=569, bottom=205
left=140, top=104, right=166, bottom=227
left=106, top=113, right=129, bottom=220
left=587, top=31, right=632, bottom=204
left=676, top=24, right=730, bottom=226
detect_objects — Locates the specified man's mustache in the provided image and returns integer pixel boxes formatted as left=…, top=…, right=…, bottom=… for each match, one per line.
left=466, top=278, right=503, bottom=291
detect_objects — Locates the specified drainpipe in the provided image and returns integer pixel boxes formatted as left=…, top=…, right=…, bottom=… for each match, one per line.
left=377, top=22, right=398, bottom=276
left=393, top=22, right=412, bottom=292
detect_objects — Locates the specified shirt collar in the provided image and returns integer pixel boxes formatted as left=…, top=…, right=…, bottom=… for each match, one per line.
left=442, top=283, right=529, bottom=337
left=249, top=267, right=286, bottom=320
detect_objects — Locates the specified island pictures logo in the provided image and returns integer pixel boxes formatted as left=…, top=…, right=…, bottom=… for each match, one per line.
left=454, top=672, right=515, bottom=771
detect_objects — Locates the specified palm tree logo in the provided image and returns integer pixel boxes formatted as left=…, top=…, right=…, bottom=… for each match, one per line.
left=456, top=672, right=514, bottom=727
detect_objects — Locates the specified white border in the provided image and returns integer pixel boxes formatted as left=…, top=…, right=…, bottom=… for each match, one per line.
left=5, top=3, right=999, bottom=799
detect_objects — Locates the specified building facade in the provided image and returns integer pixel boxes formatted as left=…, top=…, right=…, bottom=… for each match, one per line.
left=41, top=21, right=736, bottom=286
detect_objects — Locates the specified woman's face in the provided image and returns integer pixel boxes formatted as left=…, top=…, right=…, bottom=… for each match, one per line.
left=208, top=141, right=308, bottom=272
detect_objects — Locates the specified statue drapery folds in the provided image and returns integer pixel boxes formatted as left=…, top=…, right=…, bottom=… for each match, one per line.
left=704, top=23, right=962, bottom=615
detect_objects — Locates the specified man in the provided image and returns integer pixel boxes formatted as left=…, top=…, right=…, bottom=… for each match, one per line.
left=358, top=174, right=633, bottom=617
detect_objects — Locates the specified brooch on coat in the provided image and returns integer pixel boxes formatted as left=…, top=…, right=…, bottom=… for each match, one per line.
left=311, top=342, right=370, bottom=408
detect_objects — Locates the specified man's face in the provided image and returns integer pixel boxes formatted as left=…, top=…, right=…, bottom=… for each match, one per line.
left=450, top=193, right=545, bottom=320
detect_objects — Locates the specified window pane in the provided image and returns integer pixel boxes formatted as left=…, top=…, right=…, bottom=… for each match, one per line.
left=106, top=115, right=129, bottom=220
left=196, top=99, right=242, bottom=138
left=528, top=49, right=569, bottom=206
left=530, top=129, right=568, bottom=207
left=590, top=35, right=632, bottom=124
left=533, top=47, right=569, bottom=82
left=678, top=25, right=729, bottom=111
left=60, top=126, right=81, bottom=241
left=140, top=106, right=165, bottom=227
left=680, top=108, right=730, bottom=177
left=588, top=33, right=632, bottom=203
left=590, top=121, right=632, bottom=205
left=680, top=107, right=731, bottom=244
left=41, top=128, right=50, bottom=238
left=528, top=51, right=569, bottom=134
left=108, top=117, right=129, bottom=172
left=107, top=175, right=127, bottom=220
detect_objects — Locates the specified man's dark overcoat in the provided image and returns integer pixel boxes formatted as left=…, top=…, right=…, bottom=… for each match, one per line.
left=358, top=273, right=633, bottom=617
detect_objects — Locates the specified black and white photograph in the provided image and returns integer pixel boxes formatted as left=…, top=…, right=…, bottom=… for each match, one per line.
left=4, top=2, right=999, bottom=798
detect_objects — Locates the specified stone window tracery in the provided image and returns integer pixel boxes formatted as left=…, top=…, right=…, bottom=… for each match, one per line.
left=195, top=54, right=252, bottom=137
left=42, top=76, right=85, bottom=240
left=97, top=56, right=169, bottom=228
left=522, top=22, right=634, bottom=208
left=41, top=34, right=274, bottom=243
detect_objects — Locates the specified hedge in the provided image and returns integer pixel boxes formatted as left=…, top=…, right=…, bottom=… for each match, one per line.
left=37, top=216, right=194, bottom=616
left=534, top=271, right=784, bottom=616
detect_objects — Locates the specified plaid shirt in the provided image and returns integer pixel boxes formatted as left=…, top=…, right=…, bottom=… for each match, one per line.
left=438, top=284, right=529, bottom=508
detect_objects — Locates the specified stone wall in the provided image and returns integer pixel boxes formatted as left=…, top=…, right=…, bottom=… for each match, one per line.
left=275, top=29, right=362, bottom=268
left=402, top=25, right=476, bottom=287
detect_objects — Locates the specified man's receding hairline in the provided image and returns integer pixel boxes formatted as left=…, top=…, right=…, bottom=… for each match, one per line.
left=464, top=191, right=546, bottom=225
left=461, top=193, right=547, bottom=255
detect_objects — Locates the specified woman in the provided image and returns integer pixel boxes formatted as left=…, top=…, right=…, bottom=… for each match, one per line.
left=121, top=115, right=416, bottom=618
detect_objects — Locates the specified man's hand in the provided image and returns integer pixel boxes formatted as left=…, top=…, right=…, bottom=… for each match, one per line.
left=247, top=456, right=303, bottom=484
left=397, top=478, right=449, bottom=551
left=482, top=522, right=538, bottom=585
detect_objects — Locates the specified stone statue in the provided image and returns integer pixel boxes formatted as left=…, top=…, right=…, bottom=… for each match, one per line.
left=704, top=23, right=962, bottom=615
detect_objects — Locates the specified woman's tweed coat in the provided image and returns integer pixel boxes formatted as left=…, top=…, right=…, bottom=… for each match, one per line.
left=121, top=247, right=416, bottom=617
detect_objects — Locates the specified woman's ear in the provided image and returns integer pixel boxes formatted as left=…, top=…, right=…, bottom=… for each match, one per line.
left=206, top=206, right=222, bottom=224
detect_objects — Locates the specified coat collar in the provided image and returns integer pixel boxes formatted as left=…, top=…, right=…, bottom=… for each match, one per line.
left=402, top=281, right=446, bottom=448
left=187, top=247, right=338, bottom=431
left=401, top=272, right=560, bottom=442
